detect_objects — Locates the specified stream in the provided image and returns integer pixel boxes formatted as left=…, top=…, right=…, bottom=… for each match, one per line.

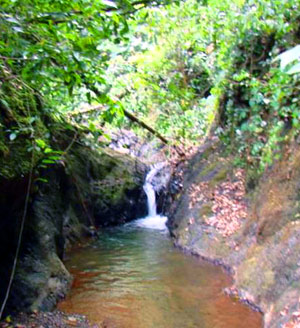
left=58, top=166, right=262, bottom=328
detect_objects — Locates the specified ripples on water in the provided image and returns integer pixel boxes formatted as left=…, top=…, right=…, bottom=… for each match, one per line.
left=58, top=218, right=262, bottom=328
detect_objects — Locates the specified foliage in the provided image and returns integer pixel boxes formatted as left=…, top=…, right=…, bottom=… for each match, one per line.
left=275, top=45, right=300, bottom=74
left=199, top=0, right=300, bottom=172
left=0, top=0, right=175, bottom=178
left=100, top=0, right=300, bottom=169
left=1, top=0, right=300, bottom=178
left=104, top=1, right=218, bottom=143
left=215, top=0, right=300, bottom=171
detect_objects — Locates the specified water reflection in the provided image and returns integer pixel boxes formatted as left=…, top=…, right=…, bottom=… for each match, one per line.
left=58, top=225, right=262, bottom=328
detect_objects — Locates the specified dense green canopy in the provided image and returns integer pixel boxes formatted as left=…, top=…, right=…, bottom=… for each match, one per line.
left=0, top=0, right=299, bottom=178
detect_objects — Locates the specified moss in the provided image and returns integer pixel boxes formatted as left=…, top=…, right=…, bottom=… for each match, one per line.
left=262, top=270, right=275, bottom=290
left=66, top=145, right=139, bottom=197
left=63, top=142, right=147, bottom=225
left=0, top=137, right=35, bottom=179
left=208, top=168, right=228, bottom=187
left=195, top=157, right=229, bottom=188
left=198, top=145, right=216, bottom=160
left=240, top=260, right=275, bottom=292
left=199, top=202, right=213, bottom=219
left=197, top=160, right=219, bottom=179
left=95, top=176, right=136, bottom=206
left=0, top=78, right=50, bottom=179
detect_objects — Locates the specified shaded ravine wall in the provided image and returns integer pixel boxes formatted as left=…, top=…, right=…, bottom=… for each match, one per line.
left=0, top=144, right=147, bottom=314
left=168, top=139, right=300, bottom=328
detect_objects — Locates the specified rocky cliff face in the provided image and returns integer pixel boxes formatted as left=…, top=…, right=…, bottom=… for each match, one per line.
left=169, top=139, right=300, bottom=328
left=0, top=144, right=147, bottom=314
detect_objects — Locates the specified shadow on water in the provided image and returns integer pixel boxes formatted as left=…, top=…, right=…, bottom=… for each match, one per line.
left=58, top=221, right=262, bottom=328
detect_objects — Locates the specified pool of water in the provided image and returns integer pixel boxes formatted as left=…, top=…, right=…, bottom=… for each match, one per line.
left=58, top=217, right=262, bottom=328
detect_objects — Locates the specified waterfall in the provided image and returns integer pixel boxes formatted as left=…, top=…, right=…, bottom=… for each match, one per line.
left=134, top=164, right=168, bottom=231
left=143, top=163, right=164, bottom=217
left=143, top=182, right=157, bottom=217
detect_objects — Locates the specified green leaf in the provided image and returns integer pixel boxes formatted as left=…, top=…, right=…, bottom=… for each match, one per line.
left=6, top=17, right=20, bottom=24
left=86, top=92, right=92, bottom=104
left=29, top=117, right=36, bottom=124
left=44, top=147, right=53, bottom=154
left=12, top=26, right=24, bottom=33
left=9, top=133, right=17, bottom=141
left=35, top=178, right=49, bottom=183
left=48, top=155, right=61, bottom=160
left=101, top=0, right=118, bottom=8
left=0, top=99, right=10, bottom=109
left=103, top=133, right=111, bottom=141
left=89, top=122, right=97, bottom=132
left=275, top=45, right=300, bottom=69
left=36, top=139, right=46, bottom=148
left=287, top=62, right=300, bottom=75
left=42, top=159, right=56, bottom=164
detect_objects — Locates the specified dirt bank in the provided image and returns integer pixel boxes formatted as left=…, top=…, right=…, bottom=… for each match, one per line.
left=168, top=138, right=300, bottom=328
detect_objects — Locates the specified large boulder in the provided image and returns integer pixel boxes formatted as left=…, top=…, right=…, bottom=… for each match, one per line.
left=0, top=144, right=148, bottom=314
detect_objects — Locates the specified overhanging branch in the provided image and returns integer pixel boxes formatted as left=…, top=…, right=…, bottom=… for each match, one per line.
left=69, top=104, right=169, bottom=145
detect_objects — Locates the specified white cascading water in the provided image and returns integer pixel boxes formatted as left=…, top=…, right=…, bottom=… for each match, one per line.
left=143, top=163, right=165, bottom=217
left=134, top=164, right=168, bottom=231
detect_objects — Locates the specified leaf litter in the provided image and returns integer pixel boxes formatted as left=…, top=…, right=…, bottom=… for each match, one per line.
left=188, top=169, right=247, bottom=237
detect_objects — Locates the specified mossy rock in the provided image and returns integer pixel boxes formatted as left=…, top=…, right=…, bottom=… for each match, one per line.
left=65, top=145, right=147, bottom=226
left=1, top=137, right=148, bottom=314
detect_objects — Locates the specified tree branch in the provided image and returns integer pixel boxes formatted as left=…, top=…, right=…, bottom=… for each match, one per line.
left=77, top=82, right=185, bottom=156
left=69, top=104, right=169, bottom=144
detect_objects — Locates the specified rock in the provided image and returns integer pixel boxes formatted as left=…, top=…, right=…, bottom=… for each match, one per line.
left=168, top=139, right=300, bottom=328
left=0, top=310, right=98, bottom=328
left=66, top=146, right=148, bottom=226
left=0, top=143, right=148, bottom=314
left=107, top=129, right=167, bottom=164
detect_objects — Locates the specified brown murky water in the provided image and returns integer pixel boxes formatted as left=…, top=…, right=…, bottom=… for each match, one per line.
left=58, top=222, right=262, bottom=328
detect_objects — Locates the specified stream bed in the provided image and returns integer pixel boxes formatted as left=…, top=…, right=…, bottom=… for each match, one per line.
left=58, top=216, right=262, bottom=328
